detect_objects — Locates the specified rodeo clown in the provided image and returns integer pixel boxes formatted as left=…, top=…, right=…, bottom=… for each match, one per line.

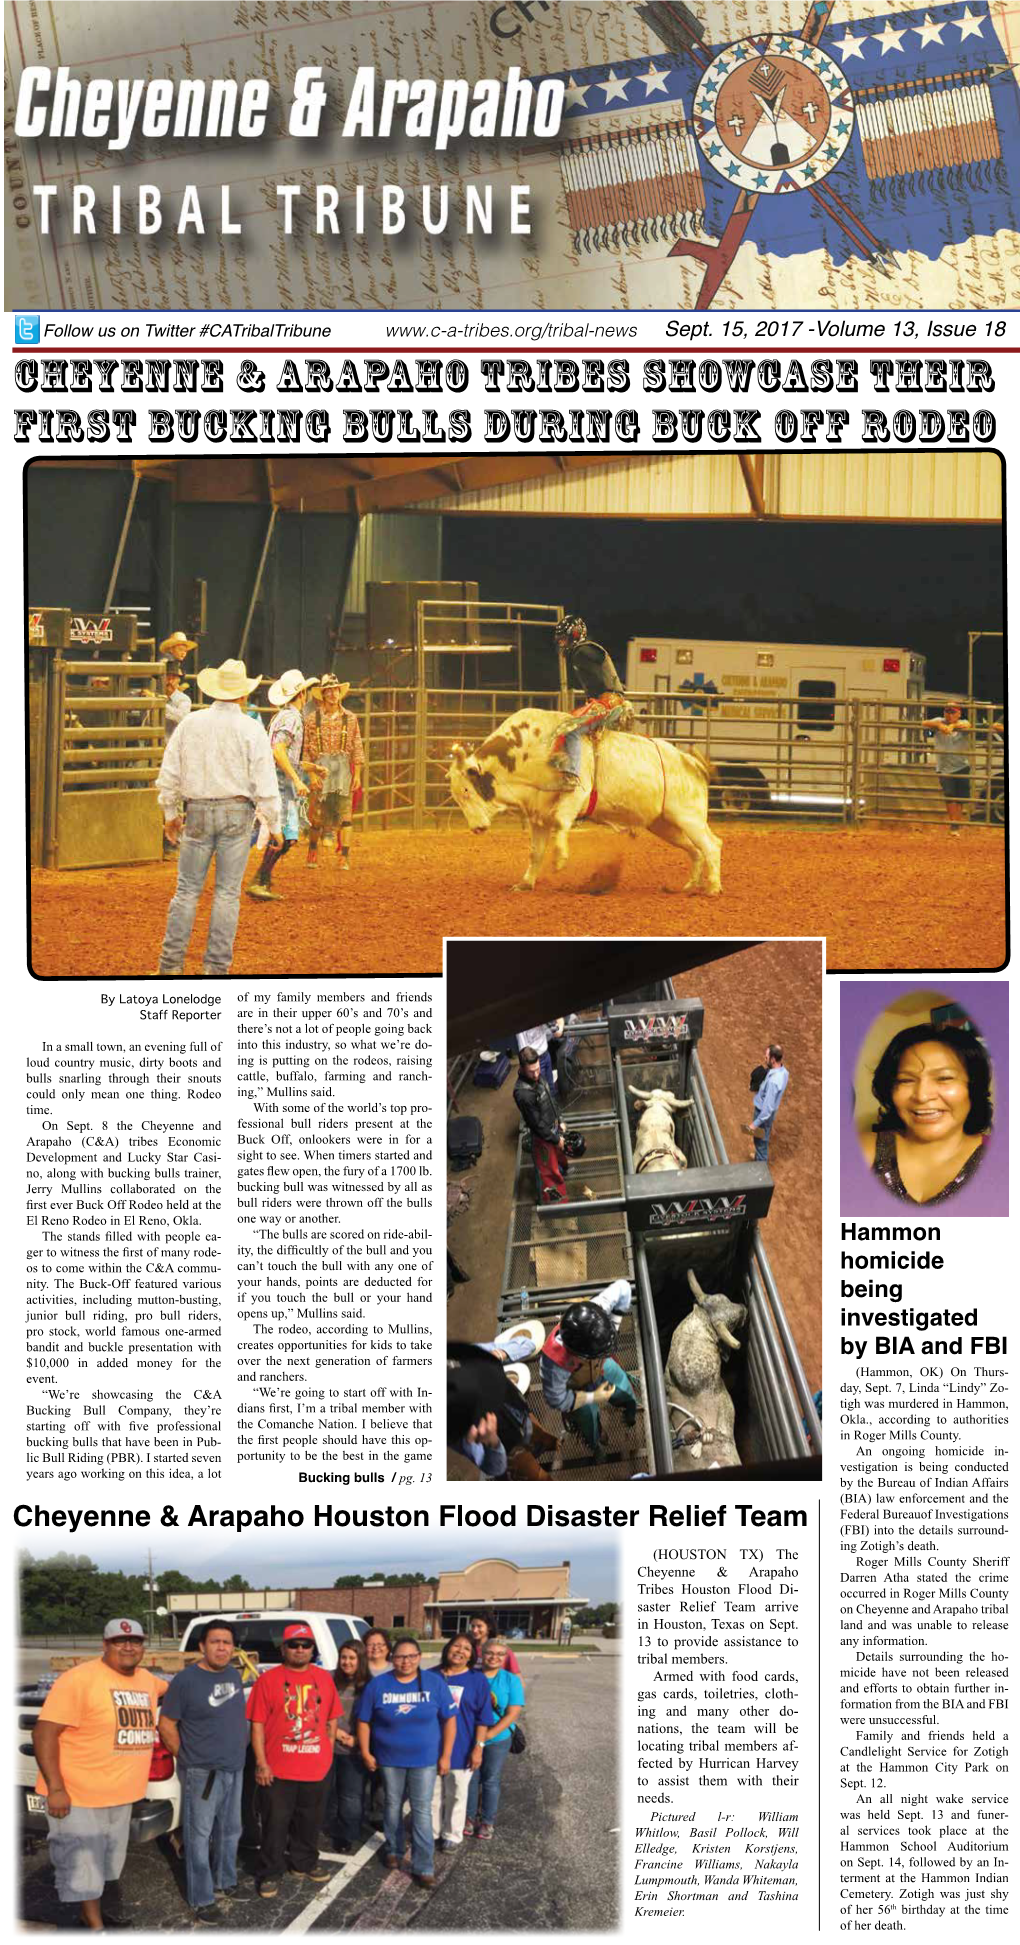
left=540, top=1280, right=640, bottom=1460
left=551, top=614, right=631, bottom=789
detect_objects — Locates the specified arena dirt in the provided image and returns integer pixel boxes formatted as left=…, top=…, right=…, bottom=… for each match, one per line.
left=30, top=823, right=1004, bottom=978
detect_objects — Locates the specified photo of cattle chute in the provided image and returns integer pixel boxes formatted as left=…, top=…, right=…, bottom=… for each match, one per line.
left=450, top=963, right=820, bottom=1483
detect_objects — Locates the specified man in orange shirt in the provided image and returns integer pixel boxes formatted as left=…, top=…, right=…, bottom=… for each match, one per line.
left=33, top=1618, right=167, bottom=1932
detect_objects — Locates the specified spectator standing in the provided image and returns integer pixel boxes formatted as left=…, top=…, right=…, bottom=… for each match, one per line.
left=247, top=1623, right=340, bottom=1900
left=432, top=1634, right=493, bottom=1849
left=465, top=1639, right=525, bottom=1841
left=32, top=1618, right=167, bottom=1934
left=744, top=1043, right=789, bottom=1163
left=158, top=1621, right=248, bottom=1922
left=155, top=657, right=281, bottom=975
left=356, top=1638, right=456, bottom=1887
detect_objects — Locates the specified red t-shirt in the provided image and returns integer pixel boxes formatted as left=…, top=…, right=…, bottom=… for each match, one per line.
left=247, top=1665, right=341, bottom=1782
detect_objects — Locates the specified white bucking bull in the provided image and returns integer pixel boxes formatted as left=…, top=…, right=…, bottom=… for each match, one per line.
left=628, top=1085, right=694, bottom=1173
left=665, top=1270, right=748, bottom=1472
left=447, top=708, right=722, bottom=894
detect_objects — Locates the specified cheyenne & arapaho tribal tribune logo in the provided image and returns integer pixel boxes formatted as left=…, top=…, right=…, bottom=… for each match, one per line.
left=693, top=35, right=855, bottom=195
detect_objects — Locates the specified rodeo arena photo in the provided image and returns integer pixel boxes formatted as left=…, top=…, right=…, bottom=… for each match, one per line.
left=446, top=939, right=822, bottom=1485
left=26, top=452, right=1004, bottom=978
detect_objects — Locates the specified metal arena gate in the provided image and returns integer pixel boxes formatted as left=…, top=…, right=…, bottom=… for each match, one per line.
left=30, top=585, right=1001, bottom=866
left=499, top=982, right=821, bottom=1482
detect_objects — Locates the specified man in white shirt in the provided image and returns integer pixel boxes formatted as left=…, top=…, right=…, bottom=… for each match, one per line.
left=155, top=659, right=282, bottom=976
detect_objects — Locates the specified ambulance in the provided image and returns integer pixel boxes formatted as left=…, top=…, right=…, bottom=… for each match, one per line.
left=625, top=636, right=935, bottom=814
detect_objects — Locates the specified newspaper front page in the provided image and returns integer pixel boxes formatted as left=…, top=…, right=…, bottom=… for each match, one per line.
left=5, top=0, right=1014, bottom=1938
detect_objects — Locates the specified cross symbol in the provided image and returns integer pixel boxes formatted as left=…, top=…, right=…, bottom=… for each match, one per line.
left=727, top=112, right=745, bottom=135
left=803, top=99, right=819, bottom=125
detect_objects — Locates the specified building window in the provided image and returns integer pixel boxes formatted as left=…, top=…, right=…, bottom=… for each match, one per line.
left=393, top=1614, right=405, bottom=1627
left=363, top=1615, right=373, bottom=1627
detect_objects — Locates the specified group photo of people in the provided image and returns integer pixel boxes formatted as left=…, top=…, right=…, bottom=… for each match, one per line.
left=21, top=1540, right=620, bottom=1933
left=446, top=939, right=823, bottom=1485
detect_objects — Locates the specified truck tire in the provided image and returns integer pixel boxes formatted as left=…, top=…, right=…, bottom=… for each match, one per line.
left=990, top=777, right=1005, bottom=826
left=711, top=766, right=770, bottom=816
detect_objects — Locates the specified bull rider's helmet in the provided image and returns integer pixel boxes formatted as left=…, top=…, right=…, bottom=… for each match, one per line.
left=555, top=614, right=587, bottom=648
left=558, top=1302, right=616, bottom=1357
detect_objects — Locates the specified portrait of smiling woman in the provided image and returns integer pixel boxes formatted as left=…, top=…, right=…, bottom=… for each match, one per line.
left=860, top=1022, right=993, bottom=1207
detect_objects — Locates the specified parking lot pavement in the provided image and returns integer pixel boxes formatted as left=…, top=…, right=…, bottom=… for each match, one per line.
left=20, top=1653, right=618, bottom=1934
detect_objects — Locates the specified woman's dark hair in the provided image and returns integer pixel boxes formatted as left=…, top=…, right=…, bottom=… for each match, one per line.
left=392, top=1636, right=420, bottom=1656
left=336, top=1638, right=369, bottom=1691
left=364, top=1629, right=392, bottom=1657
left=439, top=1632, right=475, bottom=1672
left=871, top=1024, right=992, bottom=1136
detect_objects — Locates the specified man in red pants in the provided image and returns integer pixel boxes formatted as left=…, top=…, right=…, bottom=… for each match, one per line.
left=513, top=1046, right=568, bottom=1202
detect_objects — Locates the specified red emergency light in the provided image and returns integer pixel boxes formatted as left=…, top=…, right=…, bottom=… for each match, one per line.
left=640, top=648, right=658, bottom=663
left=883, top=658, right=901, bottom=672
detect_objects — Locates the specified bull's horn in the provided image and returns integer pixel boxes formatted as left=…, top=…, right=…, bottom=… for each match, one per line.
left=449, top=744, right=468, bottom=765
left=628, top=1085, right=652, bottom=1101
left=716, top=1323, right=742, bottom=1351
left=688, top=1270, right=706, bottom=1305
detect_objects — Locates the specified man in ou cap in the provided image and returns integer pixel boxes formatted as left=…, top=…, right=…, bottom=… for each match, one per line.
left=155, top=657, right=282, bottom=976
left=33, top=1619, right=168, bottom=1933
left=247, top=668, right=315, bottom=901
left=158, top=1620, right=248, bottom=1923
left=247, top=1623, right=341, bottom=1899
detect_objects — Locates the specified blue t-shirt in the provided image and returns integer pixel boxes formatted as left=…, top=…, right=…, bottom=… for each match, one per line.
left=160, top=1662, right=249, bottom=1772
left=359, top=1668, right=455, bottom=1767
left=483, top=1668, right=525, bottom=1745
left=441, top=1667, right=495, bottom=1769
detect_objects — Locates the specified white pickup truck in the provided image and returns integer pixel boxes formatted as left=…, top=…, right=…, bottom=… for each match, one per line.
left=19, top=1611, right=370, bottom=1845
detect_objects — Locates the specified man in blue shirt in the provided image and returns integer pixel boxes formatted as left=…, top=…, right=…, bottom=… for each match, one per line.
left=745, top=1044, right=789, bottom=1164
left=158, top=1622, right=249, bottom=1921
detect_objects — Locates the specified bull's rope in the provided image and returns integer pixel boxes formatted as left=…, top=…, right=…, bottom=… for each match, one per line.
left=655, top=739, right=668, bottom=822
left=636, top=1147, right=683, bottom=1173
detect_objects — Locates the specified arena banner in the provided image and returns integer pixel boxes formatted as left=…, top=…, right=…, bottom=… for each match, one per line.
left=6, top=0, right=1020, bottom=311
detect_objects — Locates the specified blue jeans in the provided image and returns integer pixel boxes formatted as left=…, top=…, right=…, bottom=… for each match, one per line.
left=466, top=1737, right=511, bottom=1826
left=160, top=798, right=254, bottom=974
left=379, top=1764, right=437, bottom=1875
left=568, top=1355, right=638, bottom=1453
left=753, top=1128, right=771, bottom=1163
left=332, top=1752, right=367, bottom=1848
left=181, top=1766, right=243, bottom=1909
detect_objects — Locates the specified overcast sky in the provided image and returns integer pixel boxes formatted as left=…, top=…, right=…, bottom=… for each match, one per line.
left=23, top=1531, right=620, bottom=1606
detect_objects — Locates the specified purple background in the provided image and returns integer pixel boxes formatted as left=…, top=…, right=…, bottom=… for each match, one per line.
left=840, top=981, right=1009, bottom=1219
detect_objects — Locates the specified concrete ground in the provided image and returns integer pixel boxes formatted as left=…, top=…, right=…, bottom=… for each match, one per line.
left=20, top=1650, right=619, bottom=1934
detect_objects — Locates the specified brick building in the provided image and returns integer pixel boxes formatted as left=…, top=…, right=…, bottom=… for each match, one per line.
left=424, top=1558, right=583, bottom=1642
left=295, top=1583, right=436, bottom=1633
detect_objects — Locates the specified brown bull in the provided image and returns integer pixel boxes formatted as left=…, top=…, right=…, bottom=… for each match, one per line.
left=447, top=708, right=722, bottom=894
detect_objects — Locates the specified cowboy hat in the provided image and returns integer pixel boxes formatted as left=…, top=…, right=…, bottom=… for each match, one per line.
left=159, top=631, right=197, bottom=660
left=268, top=668, right=316, bottom=707
left=319, top=674, right=352, bottom=701
left=503, top=1364, right=531, bottom=1395
left=197, top=658, right=262, bottom=700
left=505, top=1318, right=546, bottom=1360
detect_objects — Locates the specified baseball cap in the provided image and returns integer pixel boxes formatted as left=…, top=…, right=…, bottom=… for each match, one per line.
left=103, top=1617, right=146, bottom=1640
left=282, top=1623, right=315, bottom=1643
